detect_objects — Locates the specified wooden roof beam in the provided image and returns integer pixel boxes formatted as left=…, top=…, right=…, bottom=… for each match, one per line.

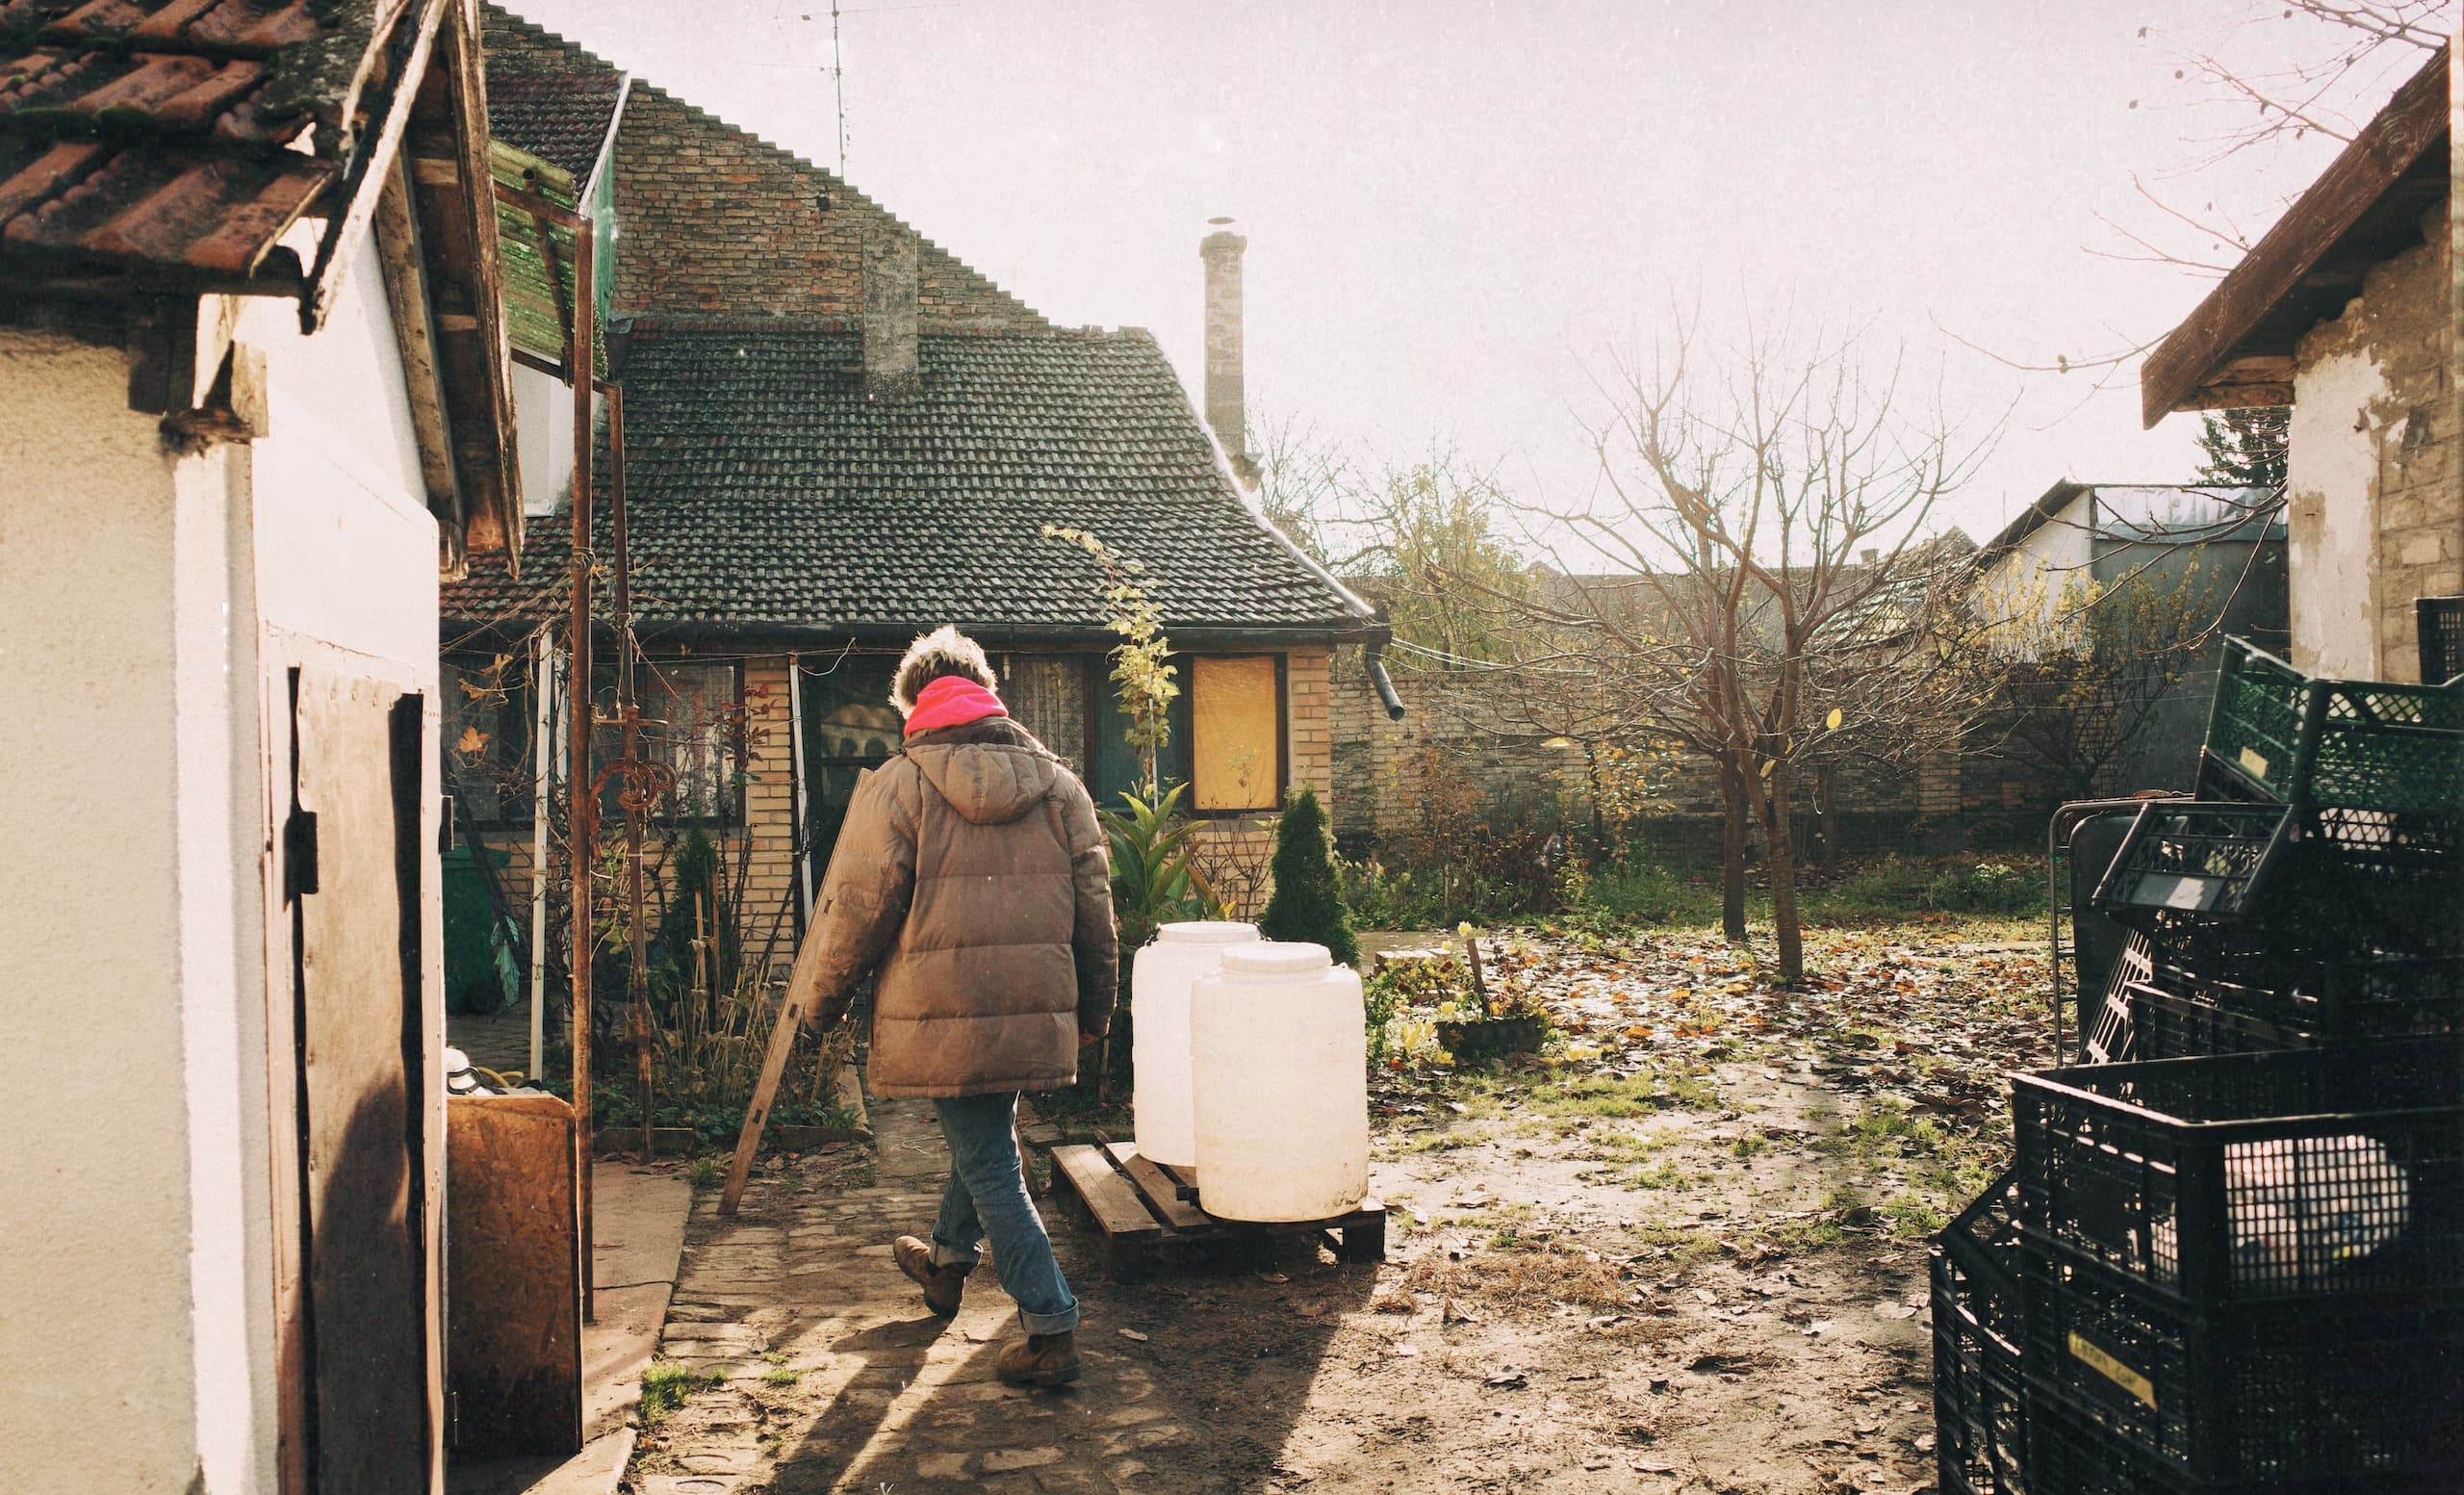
left=2140, top=43, right=2448, bottom=426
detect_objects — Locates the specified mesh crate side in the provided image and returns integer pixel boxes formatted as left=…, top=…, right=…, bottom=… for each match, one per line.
left=2022, top=1248, right=2464, bottom=1486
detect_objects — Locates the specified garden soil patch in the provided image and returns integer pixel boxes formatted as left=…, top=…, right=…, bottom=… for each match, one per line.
left=629, top=919, right=2052, bottom=1494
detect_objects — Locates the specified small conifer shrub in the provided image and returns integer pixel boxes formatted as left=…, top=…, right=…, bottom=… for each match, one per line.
left=1258, top=786, right=1360, bottom=967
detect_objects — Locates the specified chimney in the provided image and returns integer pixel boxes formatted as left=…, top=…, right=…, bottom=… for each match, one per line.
left=861, top=226, right=920, bottom=400
left=1199, top=218, right=1253, bottom=483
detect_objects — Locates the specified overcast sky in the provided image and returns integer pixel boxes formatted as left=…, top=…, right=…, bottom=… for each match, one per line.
left=505, top=0, right=2434, bottom=546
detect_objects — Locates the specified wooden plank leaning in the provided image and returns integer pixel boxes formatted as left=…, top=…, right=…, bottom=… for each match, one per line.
left=719, top=986, right=810, bottom=1217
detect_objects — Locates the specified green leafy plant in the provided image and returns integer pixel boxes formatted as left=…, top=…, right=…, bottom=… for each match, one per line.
left=1100, top=783, right=1212, bottom=946
left=1259, top=785, right=1359, bottom=967
left=1042, top=524, right=1179, bottom=795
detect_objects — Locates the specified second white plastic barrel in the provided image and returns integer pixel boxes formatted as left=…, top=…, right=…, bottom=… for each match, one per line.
left=1189, top=941, right=1370, bottom=1222
left=1130, top=920, right=1260, bottom=1168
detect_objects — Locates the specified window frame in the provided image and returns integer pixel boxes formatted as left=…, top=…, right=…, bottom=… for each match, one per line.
left=597, top=657, right=750, bottom=829
left=1185, top=652, right=1290, bottom=816
left=441, top=653, right=539, bottom=831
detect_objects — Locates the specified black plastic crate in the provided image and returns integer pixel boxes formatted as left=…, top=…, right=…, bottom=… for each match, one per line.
left=2024, top=1365, right=2463, bottom=1494
left=2199, top=636, right=2464, bottom=817
left=2127, top=982, right=2316, bottom=1061
left=2089, top=801, right=2295, bottom=922
left=2165, top=785, right=2460, bottom=957
left=2145, top=931, right=2464, bottom=1040
left=2082, top=932, right=2151, bottom=1065
left=2421, top=596, right=2464, bottom=684
left=2022, top=1246, right=2464, bottom=1487
left=1935, top=1173, right=2029, bottom=1493
left=2012, top=1040, right=2464, bottom=1303
left=2290, top=806, right=2464, bottom=949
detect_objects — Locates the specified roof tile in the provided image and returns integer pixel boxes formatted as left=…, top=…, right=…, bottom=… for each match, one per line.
left=444, top=327, right=1366, bottom=636
left=0, top=0, right=370, bottom=285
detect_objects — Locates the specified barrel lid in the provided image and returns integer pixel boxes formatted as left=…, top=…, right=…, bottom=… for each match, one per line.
left=1219, top=941, right=1331, bottom=975
left=1158, top=920, right=1262, bottom=946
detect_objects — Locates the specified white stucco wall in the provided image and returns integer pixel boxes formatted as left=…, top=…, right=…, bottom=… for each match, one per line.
left=2286, top=346, right=2387, bottom=677
left=2283, top=203, right=2455, bottom=681
left=0, top=326, right=255, bottom=1494
left=1976, top=491, right=2093, bottom=655
left=239, top=231, right=449, bottom=1492
left=512, top=358, right=578, bottom=516
left=1, top=231, right=451, bottom=1495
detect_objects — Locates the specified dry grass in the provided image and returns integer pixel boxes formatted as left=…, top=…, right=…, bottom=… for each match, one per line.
left=1391, top=1242, right=1637, bottom=1311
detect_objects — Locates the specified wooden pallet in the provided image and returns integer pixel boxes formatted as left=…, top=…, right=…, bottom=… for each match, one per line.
left=1049, top=1139, right=1385, bottom=1280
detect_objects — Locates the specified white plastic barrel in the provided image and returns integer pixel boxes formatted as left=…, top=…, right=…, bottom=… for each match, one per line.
left=1130, top=921, right=1260, bottom=1168
left=1189, top=941, right=1370, bottom=1223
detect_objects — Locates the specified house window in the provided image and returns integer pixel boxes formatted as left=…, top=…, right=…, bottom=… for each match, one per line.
left=1190, top=656, right=1283, bottom=811
left=598, top=660, right=745, bottom=825
left=1004, top=655, right=1090, bottom=770
left=442, top=655, right=536, bottom=827
left=1082, top=652, right=1288, bottom=814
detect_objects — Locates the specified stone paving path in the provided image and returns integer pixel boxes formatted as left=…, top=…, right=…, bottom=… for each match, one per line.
left=629, top=1092, right=1191, bottom=1495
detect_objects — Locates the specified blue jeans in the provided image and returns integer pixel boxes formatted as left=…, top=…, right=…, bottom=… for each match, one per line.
left=929, top=1092, right=1079, bottom=1335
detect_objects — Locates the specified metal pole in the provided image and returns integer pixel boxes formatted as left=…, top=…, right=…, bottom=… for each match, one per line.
left=787, top=653, right=814, bottom=929
left=529, top=632, right=553, bottom=1081
left=611, top=383, right=655, bottom=1163
left=567, top=217, right=598, bottom=1316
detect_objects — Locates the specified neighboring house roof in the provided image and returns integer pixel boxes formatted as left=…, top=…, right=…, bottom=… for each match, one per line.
left=0, top=0, right=362, bottom=293
left=1974, top=481, right=2279, bottom=574
left=0, top=0, right=525, bottom=568
left=2141, top=44, right=2449, bottom=425
left=443, top=324, right=1373, bottom=641
left=483, top=61, right=620, bottom=184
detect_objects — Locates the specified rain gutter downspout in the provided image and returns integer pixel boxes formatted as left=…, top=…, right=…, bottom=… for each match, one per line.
left=1365, top=626, right=1406, bottom=721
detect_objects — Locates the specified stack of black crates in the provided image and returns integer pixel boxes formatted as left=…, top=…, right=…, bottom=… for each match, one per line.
left=1934, top=637, right=2464, bottom=1494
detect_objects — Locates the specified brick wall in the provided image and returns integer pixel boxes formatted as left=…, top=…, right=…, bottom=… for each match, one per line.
left=606, top=89, right=1048, bottom=331
left=470, top=652, right=803, bottom=979
left=481, top=8, right=1049, bottom=333
left=736, top=655, right=802, bottom=928
left=1330, top=650, right=1974, bottom=857
left=2288, top=201, right=2459, bottom=683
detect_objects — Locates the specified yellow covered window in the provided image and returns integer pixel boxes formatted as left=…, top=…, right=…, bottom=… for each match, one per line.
left=1191, top=655, right=1282, bottom=812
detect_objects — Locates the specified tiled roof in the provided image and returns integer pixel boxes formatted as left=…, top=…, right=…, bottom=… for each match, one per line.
left=444, top=326, right=1371, bottom=637
left=486, top=68, right=618, bottom=181
left=480, top=39, right=618, bottom=182
left=0, top=0, right=389, bottom=287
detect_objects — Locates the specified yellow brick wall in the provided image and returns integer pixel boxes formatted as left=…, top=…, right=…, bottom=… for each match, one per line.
left=479, top=649, right=1348, bottom=943
left=735, top=655, right=803, bottom=930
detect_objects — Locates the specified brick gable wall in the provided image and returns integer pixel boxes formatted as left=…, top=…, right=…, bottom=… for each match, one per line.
left=481, top=7, right=1049, bottom=331
left=608, top=89, right=1048, bottom=330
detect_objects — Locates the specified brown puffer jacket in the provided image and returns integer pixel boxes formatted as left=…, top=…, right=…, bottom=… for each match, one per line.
left=783, top=716, right=1117, bottom=1098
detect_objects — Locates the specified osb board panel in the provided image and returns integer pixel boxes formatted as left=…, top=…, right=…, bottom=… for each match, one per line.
left=446, top=1094, right=583, bottom=1456
left=295, top=666, right=431, bottom=1494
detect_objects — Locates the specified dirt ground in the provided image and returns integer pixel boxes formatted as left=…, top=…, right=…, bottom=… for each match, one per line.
left=629, top=917, right=2054, bottom=1495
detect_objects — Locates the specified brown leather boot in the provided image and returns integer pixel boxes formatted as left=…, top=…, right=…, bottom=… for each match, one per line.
left=892, top=1235, right=971, bottom=1317
left=995, top=1331, right=1082, bottom=1387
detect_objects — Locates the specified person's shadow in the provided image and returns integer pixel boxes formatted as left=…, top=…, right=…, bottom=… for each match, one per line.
left=762, top=1162, right=1381, bottom=1493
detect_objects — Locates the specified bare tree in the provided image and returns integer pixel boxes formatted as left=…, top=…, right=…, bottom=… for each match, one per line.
left=1246, top=410, right=1358, bottom=568
left=1991, top=570, right=2221, bottom=798
left=1421, top=323, right=1992, bottom=984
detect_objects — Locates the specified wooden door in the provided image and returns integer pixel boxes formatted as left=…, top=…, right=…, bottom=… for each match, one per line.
left=282, top=666, right=435, bottom=1494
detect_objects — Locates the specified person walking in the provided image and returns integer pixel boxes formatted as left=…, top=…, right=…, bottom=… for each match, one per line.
left=785, top=626, right=1116, bottom=1386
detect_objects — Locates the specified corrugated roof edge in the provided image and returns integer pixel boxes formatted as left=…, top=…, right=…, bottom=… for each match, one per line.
left=1972, top=479, right=2280, bottom=572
